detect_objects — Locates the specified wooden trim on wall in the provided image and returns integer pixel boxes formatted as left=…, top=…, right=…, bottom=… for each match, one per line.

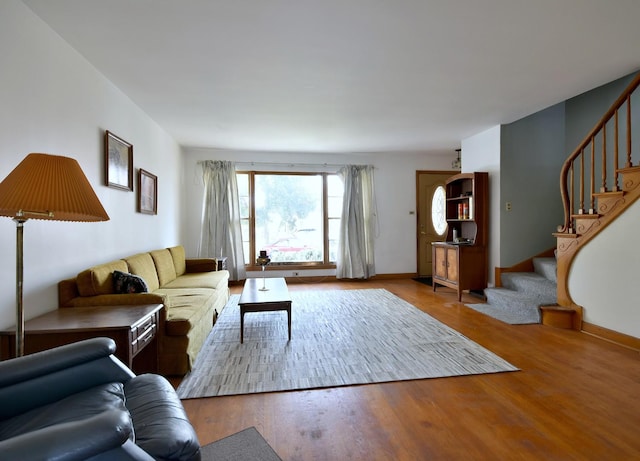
left=582, top=321, right=640, bottom=352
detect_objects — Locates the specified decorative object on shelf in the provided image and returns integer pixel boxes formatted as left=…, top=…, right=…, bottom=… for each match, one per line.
left=138, top=168, right=157, bottom=215
left=104, top=130, right=133, bottom=191
left=452, top=148, right=461, bottom=170
left=0, top=153, right=110, bottom=356
left=256, top=250, right=271, bottom=291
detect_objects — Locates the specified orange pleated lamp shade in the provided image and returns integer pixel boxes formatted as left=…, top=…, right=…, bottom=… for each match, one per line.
left=0, top=153, right=109, bottom=222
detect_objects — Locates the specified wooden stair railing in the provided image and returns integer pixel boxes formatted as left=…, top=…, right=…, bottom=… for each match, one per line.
left=555, top=72, right=640, bottom=310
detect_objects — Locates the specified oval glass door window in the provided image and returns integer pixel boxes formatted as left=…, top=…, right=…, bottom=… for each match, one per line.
left=431, top=185, right=447, bottom=235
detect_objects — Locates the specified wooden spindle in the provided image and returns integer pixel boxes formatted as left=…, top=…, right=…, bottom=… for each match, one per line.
left=627, top=95, right=632, bottom=168
left=590, top=140, right=595, bottom=213
left=601, top=126, right=607, bottom=192
left=570, top=161, right=575, bottom=228
left=579, top=151, right=584, bottom=214
left=614, top=110, right=619, bottom=191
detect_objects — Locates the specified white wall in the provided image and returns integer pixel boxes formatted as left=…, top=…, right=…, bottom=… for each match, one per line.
left=182, top=148, right=455, bottom=277
left=461, top=125, right=501, bottom=286
left=569, top=200, right=640, bottom=338
left=0, top=1, right=183, bottom=329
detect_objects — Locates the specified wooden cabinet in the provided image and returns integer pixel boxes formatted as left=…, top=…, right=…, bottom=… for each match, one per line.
left=432, top=172, right=488, bottom=301
left=434, top=245, right=458, bottom=282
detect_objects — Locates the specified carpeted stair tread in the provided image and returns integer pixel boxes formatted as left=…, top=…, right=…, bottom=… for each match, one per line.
left=500, top=272, right=557, bottom=299
left=533, top=257, right=557, bottom=283
left=484, top=286, right=555, bottom=311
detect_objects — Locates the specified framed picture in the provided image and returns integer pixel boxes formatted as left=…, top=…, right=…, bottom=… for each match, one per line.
left=138, top=168, right=157, bottom=215
left=104, top=130, right=133, bottom=191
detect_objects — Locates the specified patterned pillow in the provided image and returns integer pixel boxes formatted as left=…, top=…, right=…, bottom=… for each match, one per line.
left=113, top=270, right=149, bottom=294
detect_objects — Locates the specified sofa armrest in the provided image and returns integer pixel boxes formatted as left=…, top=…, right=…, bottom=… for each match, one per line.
left=185, top=258, right=217, bottom=273
left=0, top=338, right=135, bottom=419
left=58, top=278, right=80, bottom=307
left=0, top=409, right=153, bottom=461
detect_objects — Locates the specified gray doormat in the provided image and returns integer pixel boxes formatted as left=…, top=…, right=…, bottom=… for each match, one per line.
left=178, top=289, right=518, bottom=398
left=201, top=427, right=282, bottom=461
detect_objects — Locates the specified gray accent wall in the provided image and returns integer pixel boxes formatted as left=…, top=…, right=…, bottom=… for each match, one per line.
left=500, top=103, right=566, bottom=266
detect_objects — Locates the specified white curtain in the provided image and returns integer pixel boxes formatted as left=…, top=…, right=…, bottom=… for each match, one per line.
left=336, top=165, right=378, bottom=279
left=198, top=160, right=246, bottom=281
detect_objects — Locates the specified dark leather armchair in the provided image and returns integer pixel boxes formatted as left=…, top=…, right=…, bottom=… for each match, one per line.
left=0, top=337, right=201, bottom=460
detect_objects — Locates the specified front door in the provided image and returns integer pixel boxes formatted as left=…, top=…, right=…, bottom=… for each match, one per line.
left=416, top=171, right=456, bottom=277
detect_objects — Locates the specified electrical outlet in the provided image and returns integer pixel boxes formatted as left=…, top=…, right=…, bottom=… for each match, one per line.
left=505, top=201, right=512, bottom=212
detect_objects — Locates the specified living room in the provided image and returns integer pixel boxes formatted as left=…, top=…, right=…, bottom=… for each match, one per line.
left=2, top=1, right=640, bottom=459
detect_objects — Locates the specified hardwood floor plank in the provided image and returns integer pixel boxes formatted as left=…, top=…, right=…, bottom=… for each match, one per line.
left=179, top=279, right=640, bottom=460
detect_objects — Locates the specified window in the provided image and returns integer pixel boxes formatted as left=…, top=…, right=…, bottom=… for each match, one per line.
left=431, top=185, right=447, bottom=236
left=237, top=171, right=342, bottom=266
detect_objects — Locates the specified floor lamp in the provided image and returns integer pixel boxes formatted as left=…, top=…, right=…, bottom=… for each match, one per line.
left=0, top=153, right=109, bottom=357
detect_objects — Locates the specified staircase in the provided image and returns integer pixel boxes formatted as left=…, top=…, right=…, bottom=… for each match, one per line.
left=554, top=72, right=640, bottom=324
left=484, top=257, right=558, bottom=324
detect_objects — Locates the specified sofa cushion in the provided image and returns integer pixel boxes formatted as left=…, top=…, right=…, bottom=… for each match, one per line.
left=154, top=288, right=216, bottom=336
left=125, top=374, right=200, bottom=461
left=168, top=246, right=187, bottom=276
left=125, top=253, right=160, bottom=292
left=77, top=260, right=129, bottom=297
left=0, top=382, right=132, bottom=442
left=112, top=270, right=149, bottom=294
left=162, top=270, right=229, bottom=291
left=150, top=249, right=178, bottom=286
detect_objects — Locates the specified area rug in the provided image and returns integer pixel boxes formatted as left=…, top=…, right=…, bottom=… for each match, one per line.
left=177, top=289, right=518, bottom=399
left=201, top=427, right=282, bottom=461
left=465, top=303, right=540, bottom=325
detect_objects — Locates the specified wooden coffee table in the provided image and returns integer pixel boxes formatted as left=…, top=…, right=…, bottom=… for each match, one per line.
left=238, top=277, right=292, bottom=343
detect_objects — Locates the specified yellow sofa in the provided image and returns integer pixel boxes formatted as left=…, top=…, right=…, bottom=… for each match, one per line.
left=58, top=245, right=229, bottom=376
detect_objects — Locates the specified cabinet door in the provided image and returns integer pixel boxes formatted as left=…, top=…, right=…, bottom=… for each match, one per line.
left=434, top=246, right=447, bottom=279
left=446, top=248, right=459, bottom=282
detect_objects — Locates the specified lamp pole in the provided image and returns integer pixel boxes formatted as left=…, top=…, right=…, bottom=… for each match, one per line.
left=14, top=217, right=26, bottom=357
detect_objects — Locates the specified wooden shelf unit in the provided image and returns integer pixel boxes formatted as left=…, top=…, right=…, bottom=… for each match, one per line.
left=432, top=172, right=489, bottom=301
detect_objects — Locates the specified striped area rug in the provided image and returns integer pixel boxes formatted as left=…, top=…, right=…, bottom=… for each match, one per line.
left=177, top=289, right=517, bottom=399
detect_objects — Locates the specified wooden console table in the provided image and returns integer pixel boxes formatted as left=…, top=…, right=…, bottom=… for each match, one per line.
left=0, top=304, right=163, bottom=374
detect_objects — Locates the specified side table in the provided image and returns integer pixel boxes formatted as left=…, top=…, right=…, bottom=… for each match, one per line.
left=0, top=304, right=163, bottom=374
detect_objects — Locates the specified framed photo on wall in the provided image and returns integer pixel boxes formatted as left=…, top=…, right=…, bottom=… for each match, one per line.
left=104, top=130, right=133, bottom=191
left=138, top=168, right=157, bottom=215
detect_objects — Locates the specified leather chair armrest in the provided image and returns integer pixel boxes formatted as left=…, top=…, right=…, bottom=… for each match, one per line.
left=0, top=409, right=154, bottom=461
left=0, top=338, right=135, bottom=419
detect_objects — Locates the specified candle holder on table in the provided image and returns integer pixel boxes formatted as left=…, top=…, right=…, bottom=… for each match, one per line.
left=256, top=251, right=271, bottom=291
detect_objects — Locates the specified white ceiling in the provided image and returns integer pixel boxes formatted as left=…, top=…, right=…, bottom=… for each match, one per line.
left=23, top=0, right=640, bottom=154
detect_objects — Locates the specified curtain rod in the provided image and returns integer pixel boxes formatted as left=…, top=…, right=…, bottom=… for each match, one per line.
left=197, top=160, right=348, bottom=170
left=197, top=160, right=346, bottom=167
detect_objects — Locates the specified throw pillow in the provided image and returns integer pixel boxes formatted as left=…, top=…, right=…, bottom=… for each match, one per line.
left=113, top=270, right=149, bottom=294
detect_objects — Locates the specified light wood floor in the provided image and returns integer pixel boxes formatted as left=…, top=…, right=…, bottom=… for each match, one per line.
left=178, top=279, right=640, bottom=460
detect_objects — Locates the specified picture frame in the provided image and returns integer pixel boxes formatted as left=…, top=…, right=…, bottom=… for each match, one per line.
left=138, top=168, right=157, bottom=215
left=104, top=130, right=133, bottom=191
